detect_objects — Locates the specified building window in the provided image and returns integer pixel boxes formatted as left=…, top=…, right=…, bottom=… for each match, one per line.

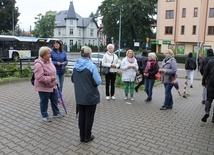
left=69, top=29, right=73, bottom=35
left=181, top=26, right=185, bottom=34
left=166, top=0, right=175, bottom=1
left=194, top=8, right=198, bottom=17
left=93, top=40, right=95, bottom=45
left=70, top=20, right=73, bottom=25
left=78, top=40, right=81, bottom=46
left=210, top=8, right=214, bottom=17
left=208, top=26, right=214, bottom=35
left=165, top=26, right=173, bottom=34
left=90, top=29, right=94, bottom=36
left=69, top=40, right=73, bottom=47
left=192, top=26, right=196, bottom=35
left=58, top=29, right=61, bottom=35
left=166, top=10, right=174, bottom=19
left=79, top=29, right=81, bottom=36
left=182, top=8, right=186, bottom=18
left=89, top=40, right=91, bottom=45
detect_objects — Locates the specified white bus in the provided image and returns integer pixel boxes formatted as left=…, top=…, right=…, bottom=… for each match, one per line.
left=0, top=35, right=60, bottom=60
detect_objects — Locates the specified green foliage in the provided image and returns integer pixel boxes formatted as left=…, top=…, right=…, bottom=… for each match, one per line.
left=33, top=11, right=56, bottom=37
left=115, top=72, right=124, bottom=88
left=0, top=60, right=19, bottom=78
left=98, top=0, right=157, bottom=48
left=0, top=0, right=20, bottom=34
left=156, top=53, right=188, bottom=63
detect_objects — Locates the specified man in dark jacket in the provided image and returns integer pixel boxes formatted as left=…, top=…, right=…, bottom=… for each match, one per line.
left=135, top=50, right=148, bottom=92
left=200, top=49, right=214, bottom=104
left=72, top=46, right=102, bottom=142
left=185, top=52, right=196, bottom=88
left=201, top=59, right=214, bottom=123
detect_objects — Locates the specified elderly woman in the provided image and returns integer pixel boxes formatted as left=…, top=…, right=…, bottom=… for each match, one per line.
left=120, top=49, right=138, bottom=100
left=102, top=44, right=120, bottom=100
left=143, top=52, right=159, bottom=102
left=34, top=46, right=63, bottom=122
left=159, top=49, right=177, bottom=110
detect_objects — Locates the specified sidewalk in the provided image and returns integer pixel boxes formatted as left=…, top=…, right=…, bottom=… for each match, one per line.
left=0, top=73, right=213, bottom=155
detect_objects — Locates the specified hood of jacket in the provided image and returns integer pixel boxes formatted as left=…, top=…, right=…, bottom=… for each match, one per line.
left=207, top=49, right=214, bottom=57
left=75, top=57, right=93, bottom=71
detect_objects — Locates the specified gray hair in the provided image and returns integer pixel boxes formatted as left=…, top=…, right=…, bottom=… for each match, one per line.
left=107, top=44, right=114, bottom=50
left=148, top=52, right=157, bottom=60
left=39, top=46, right=51, bottom=57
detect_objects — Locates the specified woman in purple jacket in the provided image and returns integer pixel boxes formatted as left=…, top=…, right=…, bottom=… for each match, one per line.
left=34, top=46, right=63, bottom=122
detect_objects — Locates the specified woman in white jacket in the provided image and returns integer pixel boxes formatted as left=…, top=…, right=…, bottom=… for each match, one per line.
left=120, top=49, right=138, bottom=100
left=102, top=44, right=120, bottom=100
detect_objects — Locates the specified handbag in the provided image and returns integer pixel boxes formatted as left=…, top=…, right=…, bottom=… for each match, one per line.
left=102, top=67, right=110, bottom=75
left=154, top=72, right=161, bottom=80
left=102, top=54, right=114, bottom=75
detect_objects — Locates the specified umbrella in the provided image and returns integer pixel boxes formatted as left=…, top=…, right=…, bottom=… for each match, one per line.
left=57, top=84, right=67, bottom=114
left=171, top=80, right=181, bottom=96
left=182, top=75, right=188, bottom=98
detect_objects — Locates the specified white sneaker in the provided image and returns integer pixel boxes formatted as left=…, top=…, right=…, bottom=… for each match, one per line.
left=42, top=117, right=52, bottom=122
left=106, top=96, right=110, bottom=100
left=124, top=96, right=128, bottom=100
left=111, top=96, right=115, bottom=100
left=130, top=97, right=135, bottom=101
left=53, top=113, right=64, bottom=118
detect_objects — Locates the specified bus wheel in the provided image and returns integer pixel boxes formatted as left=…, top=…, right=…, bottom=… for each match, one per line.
left=12, top=52, right=19, bottom=60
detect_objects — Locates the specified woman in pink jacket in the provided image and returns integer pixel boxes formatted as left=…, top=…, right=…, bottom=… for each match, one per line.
left=34, top=46, right=63, bottom=122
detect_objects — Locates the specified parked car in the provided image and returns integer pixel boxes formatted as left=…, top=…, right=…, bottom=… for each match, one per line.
left=91, top=53, right=105, bottom=65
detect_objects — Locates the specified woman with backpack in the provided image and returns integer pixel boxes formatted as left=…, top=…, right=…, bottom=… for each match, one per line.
left=185, top=52, right=196, bottom=88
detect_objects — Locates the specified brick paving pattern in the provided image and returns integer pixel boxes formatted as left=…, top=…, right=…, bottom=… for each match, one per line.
left=0, top=68, right=214, bottom=155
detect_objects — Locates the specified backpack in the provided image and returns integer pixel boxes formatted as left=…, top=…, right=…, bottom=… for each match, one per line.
left=139, top=57, right=148, bottom=74
left=188, top=58, right=196, bottom=70
left=31, top=73, right=35, bottom=86
left=31, top=61, right=43, bottom=86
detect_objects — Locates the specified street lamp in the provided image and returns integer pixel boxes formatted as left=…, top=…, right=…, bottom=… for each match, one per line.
left=196, top=0, right=202, bottom=66
left=112, top=4, right=122, bottom=58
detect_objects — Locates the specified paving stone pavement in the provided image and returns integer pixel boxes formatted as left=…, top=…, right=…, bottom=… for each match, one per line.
left=0, top=68, right=214, bottom=155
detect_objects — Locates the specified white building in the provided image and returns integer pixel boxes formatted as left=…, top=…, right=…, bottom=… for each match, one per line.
left=54, top=1, right=99, bottom=52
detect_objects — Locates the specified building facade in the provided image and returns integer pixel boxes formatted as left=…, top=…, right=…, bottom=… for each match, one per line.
left=155, top=0, right=214, bottom=55
left=53, top=1, right=99, bottom=52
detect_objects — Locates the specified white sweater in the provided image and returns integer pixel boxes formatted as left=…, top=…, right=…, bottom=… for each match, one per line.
left=120, top=57, right=138, bottom=82
left=102, top=52, right=120, bottom=73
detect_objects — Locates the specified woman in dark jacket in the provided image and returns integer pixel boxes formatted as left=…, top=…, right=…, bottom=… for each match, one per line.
left=201, top=59, right=214, bottom=123
left=185, top=52, right=196, bottom=88
left=51, top=41, right=68, bottom=101
left=143, top=52, right=159, bottom=102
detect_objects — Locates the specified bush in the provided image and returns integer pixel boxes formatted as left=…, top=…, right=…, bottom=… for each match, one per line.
left=156, top=53, right=187, bottom=63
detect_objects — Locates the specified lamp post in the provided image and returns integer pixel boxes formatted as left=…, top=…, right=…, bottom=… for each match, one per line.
left=196, top=0, right=202, bottom=66
left=112, top=4, right=122, bottom=58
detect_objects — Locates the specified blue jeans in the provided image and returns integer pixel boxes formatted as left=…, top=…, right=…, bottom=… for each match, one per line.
left=163, top=83, right=173, bottom=107
left=144, top=78, right=155, bottom=100
left=38, top=89, right=60, bottom=118
left=56, top=74, right=65, bottom=92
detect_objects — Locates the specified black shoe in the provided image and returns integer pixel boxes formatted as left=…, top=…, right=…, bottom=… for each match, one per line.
left=202, top=100, right=205, bottom=105
left=80, top=139, right=84, bottom=142
left=135, top=87, right=138, bottom=92
left=160, top=106, right=167, bottom=110
left=84, top=135, right=94, bottom=143
left=145, top=99, right=152, bottom=102
left=202, top=114, right=209, bottom=122
left=190, top=85, right=193, bottom=88
left=212, top=116, right=214, bottom=123
left=166, top=106, right=172, bottom=110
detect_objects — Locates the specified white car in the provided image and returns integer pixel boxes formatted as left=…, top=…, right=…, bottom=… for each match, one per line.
left=91, top=53, right=105, bottom=65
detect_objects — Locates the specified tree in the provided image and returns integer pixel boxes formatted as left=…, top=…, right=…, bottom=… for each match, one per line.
left=0, top=0, right=20, bottom=34
left=98, top=0, right=157, bottom=49
left=33, top=11, right=56, bottom=38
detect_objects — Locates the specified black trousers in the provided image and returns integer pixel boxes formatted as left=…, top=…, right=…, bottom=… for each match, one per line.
left=105, top=72, right=116, bottom=96
left=78, top=104, right=97, bottom=140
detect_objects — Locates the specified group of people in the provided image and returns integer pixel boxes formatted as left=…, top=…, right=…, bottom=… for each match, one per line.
left=33, top=41, right=214, bottom=144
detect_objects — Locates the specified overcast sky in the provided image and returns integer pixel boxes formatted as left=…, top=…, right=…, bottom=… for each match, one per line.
left=15, top=0, right=103, bottom=31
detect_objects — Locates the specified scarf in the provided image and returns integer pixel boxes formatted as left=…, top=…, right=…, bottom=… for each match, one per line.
left=144, top=60, right=156, bottom=73
left=127, top=56, right=135, bottom=63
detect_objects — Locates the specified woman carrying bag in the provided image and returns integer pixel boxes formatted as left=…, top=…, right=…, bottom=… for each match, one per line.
left=102, top=44, right=120, bottom=100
